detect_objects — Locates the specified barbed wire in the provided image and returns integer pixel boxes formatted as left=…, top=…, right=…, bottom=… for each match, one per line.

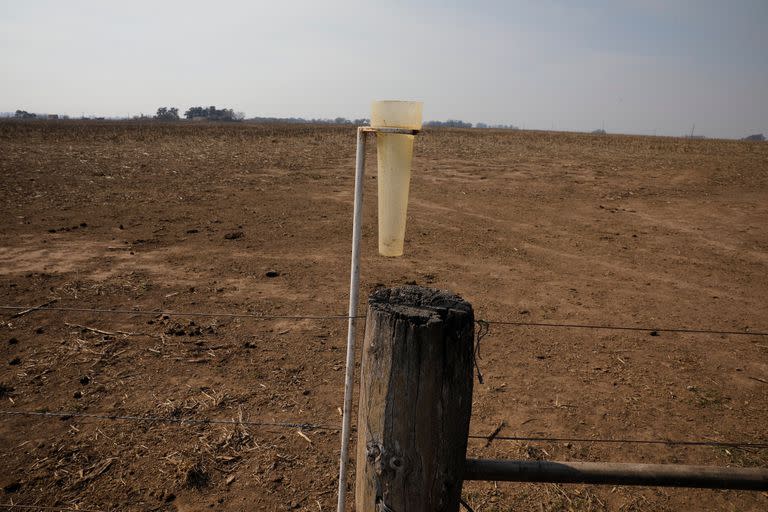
left=3, top=304, right=767, bottom=455
left=0, top=305, right=363, bottom=321
left=3, top=410, right=766, bottom=450
left=3, top=304, right=766, bottom=337
left=0, top=410, right=339, bottom=431
left=466, top=434, right=768, bottom=449
left=478, top=319, right=768, bottom=337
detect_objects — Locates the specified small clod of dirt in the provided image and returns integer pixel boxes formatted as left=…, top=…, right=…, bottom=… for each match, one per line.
left=525, top=445, right=547, bottom=460
left=224, top=231, right=244, bottom=240
left=165, top=321, right=204, bottom=337
left=3, top=481, right=21, bottom=493
left=265, top=270, right=280, bottom=278
left=0, top=383, right=14, bottom=397
left=165, top=324, right=186, bottom=336
left=185, top=463, right=210, bottom=489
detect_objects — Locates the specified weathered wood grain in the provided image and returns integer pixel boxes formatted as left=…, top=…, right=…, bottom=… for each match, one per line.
left=355, top=286, right=474, bottom=511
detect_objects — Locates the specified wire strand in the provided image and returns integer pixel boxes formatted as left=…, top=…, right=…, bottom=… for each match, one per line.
left=478, top=319, right=768, bottom=337
left=467, top=434, right=768, bottom=449
left=0, top=305, right=363, bottom=321
left=3, top=305, right=765, bottom=337
left=3, top=410, right=766, bottom=450
left=0, top=410, right=339, bottom=431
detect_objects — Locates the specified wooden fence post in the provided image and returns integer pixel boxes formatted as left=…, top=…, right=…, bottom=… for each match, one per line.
left=355, top=286, right=474, bottom=511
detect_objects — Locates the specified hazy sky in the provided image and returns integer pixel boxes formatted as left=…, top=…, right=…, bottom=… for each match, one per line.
left=1, top=0, right=766, bottom=138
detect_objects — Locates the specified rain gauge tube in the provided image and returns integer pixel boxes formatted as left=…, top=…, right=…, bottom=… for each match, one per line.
left=371, top=101, right=423, bottom=256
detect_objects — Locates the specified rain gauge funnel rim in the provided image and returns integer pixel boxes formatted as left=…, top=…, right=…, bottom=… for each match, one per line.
left=371, top=100, right=423, bottom=257
left=371, top=100, right=424, bottom=130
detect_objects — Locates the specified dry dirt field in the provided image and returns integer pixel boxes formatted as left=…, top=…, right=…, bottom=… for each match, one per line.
left=1, top=121, right=767, bottom=511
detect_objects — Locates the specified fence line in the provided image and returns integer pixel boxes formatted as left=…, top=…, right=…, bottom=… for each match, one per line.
left=0, top=305, right=361, bottom=321
left=3, top=304, right=767, bottom=337
left=0, top=410, right=338, bottom=431
left=2, top=410, right=766, bottom=450
left=4, top=301, right=768, bottom=485
left=481, top=319, right=768, bottom=337
left=466, top=434, right=768, bottom=449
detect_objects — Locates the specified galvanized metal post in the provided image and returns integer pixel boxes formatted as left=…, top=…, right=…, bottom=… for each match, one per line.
left=336, top=126, right=420, bottom=512
left=336, top=127, right=367, bottom=512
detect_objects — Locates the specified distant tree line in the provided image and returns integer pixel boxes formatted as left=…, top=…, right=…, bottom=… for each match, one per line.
left=8, top=108, right=760, bottom=140
left=2, top=110, right=516, bottom=130
left=474, top=122, right=520, bottom=130
left=155, top=107, right=179, bottom=121
left=14, top=110, right=38, bottom=119
left=423, top=120, right=521, bottom=129
left=424, top=119, right=473, bottom=128
left=12, top=110, right=70, bottom=120
left=182, top=106, right=244, bottom=121
left=246, top=116, right=370, bottom=125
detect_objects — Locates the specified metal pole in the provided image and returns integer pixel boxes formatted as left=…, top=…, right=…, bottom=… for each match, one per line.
left=336, top=127, right=367, bottom=512
left=464, top=459, right=768, bottom=491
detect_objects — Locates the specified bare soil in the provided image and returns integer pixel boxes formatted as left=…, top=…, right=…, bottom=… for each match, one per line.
left=1, top=121, right=767, bottom=511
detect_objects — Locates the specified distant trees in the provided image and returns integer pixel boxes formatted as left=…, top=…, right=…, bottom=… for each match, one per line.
left=474, top=122, right=520, bottom=130
left=421, top=120, right=521, bottom=130
left=424, top=119, right=473, bottom=128
left=14, top=110, right=37, bottom=119
left=489, top=123, right=519, bottom=130
left=743, top=133, right=765, bottom=142
left=0, top=108, right=579, bottom=135
left=155, top=107, right=179, bottom=121
left=244, top=116, right=369, bottom=125
left=184, top=106, right=237, bottom=121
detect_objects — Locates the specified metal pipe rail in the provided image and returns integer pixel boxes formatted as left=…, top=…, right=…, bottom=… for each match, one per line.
left=464, top=459, right=768, bottom=491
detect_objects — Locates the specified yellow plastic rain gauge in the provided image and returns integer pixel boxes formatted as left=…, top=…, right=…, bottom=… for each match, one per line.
left=336, top=100, right=423, bottom=512
left=371, top=100, right=423, bottom=256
